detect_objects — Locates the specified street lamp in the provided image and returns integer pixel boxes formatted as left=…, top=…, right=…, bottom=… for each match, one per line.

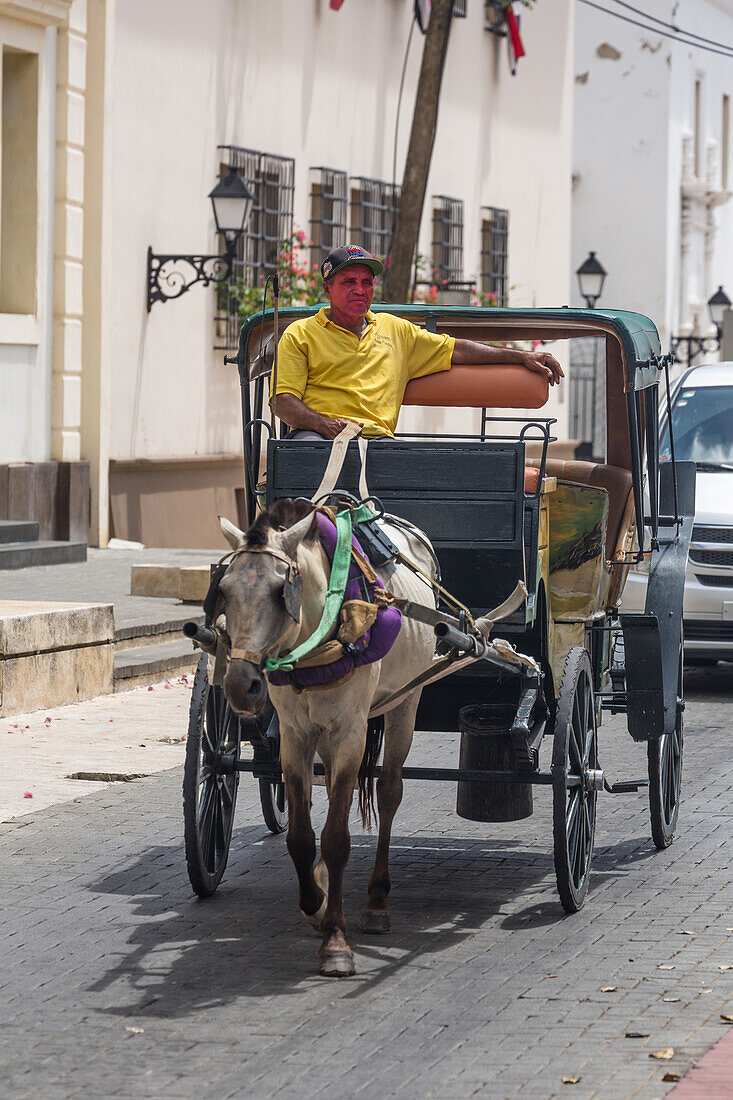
left=576, top=251, right=607, bottom=309
left=671, top=285, right=731, bottom=367
left=147, top=167, right=256, bottom=311
left=707, top=285, right=732, bottom=338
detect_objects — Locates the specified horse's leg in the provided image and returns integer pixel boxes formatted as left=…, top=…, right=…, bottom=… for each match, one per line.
left=358, top=695, right=418, bottom=934
left=280, top=732, right=324, bottom=930
left=316, top=732, right=366, bottom=977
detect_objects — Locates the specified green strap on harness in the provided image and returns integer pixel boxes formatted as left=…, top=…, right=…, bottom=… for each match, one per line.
left=263, top=503, right=373, bottom=674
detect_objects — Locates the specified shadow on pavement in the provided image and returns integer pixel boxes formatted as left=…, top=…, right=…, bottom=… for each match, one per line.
left=83, top=821, right=642, bottom=1017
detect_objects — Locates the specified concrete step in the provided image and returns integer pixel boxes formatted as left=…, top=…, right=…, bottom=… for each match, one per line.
left=113, top=637, right=200, bottom=691
left=114, top=611, right=204, bottom=653
left=0, top=540, right=87, bottom=570
left=0, top=520, right=39, bottom=544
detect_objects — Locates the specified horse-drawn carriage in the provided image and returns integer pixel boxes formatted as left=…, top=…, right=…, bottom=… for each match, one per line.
left=182, top=304, right=694, bottom=971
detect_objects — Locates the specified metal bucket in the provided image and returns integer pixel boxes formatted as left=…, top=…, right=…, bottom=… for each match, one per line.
left=456, top=703, right=533, bottom=822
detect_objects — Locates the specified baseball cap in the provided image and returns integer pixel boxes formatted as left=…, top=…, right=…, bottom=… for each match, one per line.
left=321, top=245, right=384, bottom=281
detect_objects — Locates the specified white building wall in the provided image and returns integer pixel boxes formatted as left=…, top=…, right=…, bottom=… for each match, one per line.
left=102, top=0, right=573, bottom=461
left=573, top=0, right=733, bottom=350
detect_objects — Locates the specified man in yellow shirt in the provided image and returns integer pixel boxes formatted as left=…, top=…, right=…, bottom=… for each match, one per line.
left=272, top=245, right=563, bottom=440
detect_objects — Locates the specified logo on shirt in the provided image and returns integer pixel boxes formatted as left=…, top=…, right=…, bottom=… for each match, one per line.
left=373, top=334, right=392, bottom=348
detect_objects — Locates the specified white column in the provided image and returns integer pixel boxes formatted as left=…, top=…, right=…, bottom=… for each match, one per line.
left=52, top=0, right=85, bottom=461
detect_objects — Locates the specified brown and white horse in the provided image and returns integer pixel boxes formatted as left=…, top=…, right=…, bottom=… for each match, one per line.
left=218, top=498, right=436, bottom=977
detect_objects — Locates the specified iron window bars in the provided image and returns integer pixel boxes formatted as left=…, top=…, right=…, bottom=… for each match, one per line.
left=309, top=167, right=348, bottom=268
left=432, top=195, right=464, bottom=285
left=217, top=145, right=295, bottom=348
left=480, top=205, right=509, bottom=304
left=349, top=176, right=401, bottom=261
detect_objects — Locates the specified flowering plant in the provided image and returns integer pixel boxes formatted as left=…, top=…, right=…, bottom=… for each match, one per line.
left=230, top=226, right=324, bottom=319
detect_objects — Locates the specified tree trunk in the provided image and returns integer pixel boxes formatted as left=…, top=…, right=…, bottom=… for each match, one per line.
left=383, top=0, right=454, bottom=303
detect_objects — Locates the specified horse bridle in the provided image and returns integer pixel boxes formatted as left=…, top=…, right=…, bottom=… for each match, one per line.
left=206, top=544, right=304, bottom=669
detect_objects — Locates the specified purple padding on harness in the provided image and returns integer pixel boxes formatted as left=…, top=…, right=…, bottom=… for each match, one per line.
left=267, top=512, right=402, bottom=689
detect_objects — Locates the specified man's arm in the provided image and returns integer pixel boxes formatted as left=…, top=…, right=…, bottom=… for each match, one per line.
left=272, top=392, right=352, bottom=440
left=451, top=338, right=564, bottom=386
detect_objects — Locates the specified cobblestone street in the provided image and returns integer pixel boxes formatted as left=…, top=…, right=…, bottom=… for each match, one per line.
left=2, top=664, right=733, bottom=1100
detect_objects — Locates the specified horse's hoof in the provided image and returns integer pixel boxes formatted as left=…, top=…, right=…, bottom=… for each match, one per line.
left=300, top=893, right=327, bottom=933
left=357, top=908, right=391, bottom=934
left=319, top=947, right=355, bottom=978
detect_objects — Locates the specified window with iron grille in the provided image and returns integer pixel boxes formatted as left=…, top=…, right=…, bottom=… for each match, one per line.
left=484, top=0, right=507, bottom=35
left=349, top=176, right=400, bottom=260
left=432, top=196, right=464, bottom=284
left=453, top=0, right=467, bottom=15
left=309, top=167, right=348, bottom=268
left=480, top=206, right=509, bottom=304
left=217, top=145, right=294, bottom=346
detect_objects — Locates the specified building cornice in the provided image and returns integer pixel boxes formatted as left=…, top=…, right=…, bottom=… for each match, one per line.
left=0, top=0, right=73, bottom=28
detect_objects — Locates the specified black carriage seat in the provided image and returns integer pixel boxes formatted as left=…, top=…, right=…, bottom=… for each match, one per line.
left=542, top=460, right=634, bottom=561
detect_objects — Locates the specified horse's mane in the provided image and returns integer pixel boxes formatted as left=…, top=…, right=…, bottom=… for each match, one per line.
left=245, top=498, right=318, bottom=549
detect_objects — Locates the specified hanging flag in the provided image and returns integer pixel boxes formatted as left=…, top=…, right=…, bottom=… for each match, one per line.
left=330, top=0, right=346, bottom=9
left=505, top=3, right=526, bottom=75
left=415, top=0, right=431, bottom=33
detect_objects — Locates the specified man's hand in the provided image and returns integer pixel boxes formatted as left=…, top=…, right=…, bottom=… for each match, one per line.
left=316, top=415, right=353, bottom=440
left=520, top=350, right=564, bottom=386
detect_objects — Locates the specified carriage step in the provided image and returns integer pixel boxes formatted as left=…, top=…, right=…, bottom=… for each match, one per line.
left=113, top=638, right=199, bottom=690
left=603, top=778, right=649, bottom=793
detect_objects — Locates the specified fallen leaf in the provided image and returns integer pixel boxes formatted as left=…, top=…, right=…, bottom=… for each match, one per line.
left=663, top=997, right=681, bottom=1003
left=650, top=1049, right=675, bottom=1060
left=701, top=988, right=713, bottom=993
left=601, top=986, right=617, bottom=992
left=721, top=1014, right=733, bottom=1023
left=720, top=965, right=733, bottom=971
left=626, top=1031, right=650, bottom=1038
left=726, top=927, right=733, bottom=932
left=678, top=930, right=697, bottom=936
left=125, top=1026, right=144, bottom=1035
left=158, top=736, right=185, bottom=744
left=658, top=964, right=675, bottom=970
left=662, top=1073, right=682, bottom=1082
left=23, top=792, right=33, bottom=799
left=544, top=973, right=557, bottom=978
left=561, top=1077, right=581, bottom=1085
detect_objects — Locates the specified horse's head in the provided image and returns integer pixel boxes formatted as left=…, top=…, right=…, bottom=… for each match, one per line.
left=217, top=505, right=317, bottom=715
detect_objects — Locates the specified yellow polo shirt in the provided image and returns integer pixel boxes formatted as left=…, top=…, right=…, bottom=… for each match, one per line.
left=273, top=308, right=455, bottom=437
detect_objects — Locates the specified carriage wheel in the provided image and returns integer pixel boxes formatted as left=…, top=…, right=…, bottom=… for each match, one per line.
left=552, top=647, right=599, bottom=913
left=647, top=639, right=684, bottom=849
left=183, top=654, right=240, bottom=897
left=259, top=776, right=288, bottom=834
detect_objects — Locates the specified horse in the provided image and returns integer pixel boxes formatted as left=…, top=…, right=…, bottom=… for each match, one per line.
left=217, top=497, right=437, bottom=977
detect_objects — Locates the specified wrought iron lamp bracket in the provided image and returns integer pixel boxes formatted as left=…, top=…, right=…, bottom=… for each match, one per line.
left=146, top=240, right=235, bottom=311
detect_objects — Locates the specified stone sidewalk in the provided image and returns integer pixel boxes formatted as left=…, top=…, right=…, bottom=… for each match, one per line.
left=0, top=546, right=218, bottom=632
left=0, top=679, right=192, bottom=820
left=1, top=663, right=733, bottom=1098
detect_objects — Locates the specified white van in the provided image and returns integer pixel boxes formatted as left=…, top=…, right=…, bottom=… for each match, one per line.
left=622, top=362, right=733, bottom=663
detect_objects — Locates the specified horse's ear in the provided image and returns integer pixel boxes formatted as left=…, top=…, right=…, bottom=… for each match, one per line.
left=219, top=515, right=245, bottom=550
left=279, top=512, right=316, bottom=559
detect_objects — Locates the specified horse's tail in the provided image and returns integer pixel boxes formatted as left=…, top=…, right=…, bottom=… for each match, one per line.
left=358, top=715, right=385, bottom=829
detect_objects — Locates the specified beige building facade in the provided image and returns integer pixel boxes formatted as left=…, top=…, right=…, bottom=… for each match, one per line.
left=3, top=0, right=574, bottom=548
